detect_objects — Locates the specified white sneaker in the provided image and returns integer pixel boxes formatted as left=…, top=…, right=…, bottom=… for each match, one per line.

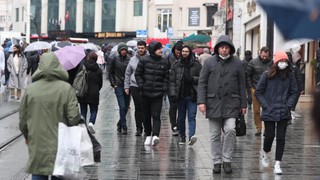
left=144, top=136, right=152, bottom=146
left=262, top=151, right=270, bottom=168
left=88, top=122, right=95, bottom=134
left=152, top=136, right=160, bottom=146
left=188, top=135, right=197, bottom=146
left=274, top=161, right=282, bottom=175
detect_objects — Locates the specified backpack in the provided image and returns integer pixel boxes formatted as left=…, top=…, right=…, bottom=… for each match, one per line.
left=72, top=65, right=88, bottom=98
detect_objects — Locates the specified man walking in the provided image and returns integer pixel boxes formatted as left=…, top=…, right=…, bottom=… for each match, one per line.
left=242, top=50, right=253, bottom=109
left=198, top=35, right=247, bottom=174
left=135, top=41, right=170, bottom=146
left=108, top=42, right=130, bottom=134
left=245, top=47, right=273, bottom=136
left=124, top=40, right=147, bottom=136
left=169, top=45, right=202, bottom=145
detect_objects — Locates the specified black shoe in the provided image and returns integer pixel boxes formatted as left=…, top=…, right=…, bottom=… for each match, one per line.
left=223, top=162, right=232, bottom=174
left=135, top=129, right=142, bottom=136
left=255, top=130, right=262, bottom=136
left=179, top=137, right=186, bottom=145
left=121, top=127, right=127, bottom=135
left=172, top=126, right=179, bottom=136
left=117, top=122, right=121, bottom=133
left=213, top=163, right=221, bottom=174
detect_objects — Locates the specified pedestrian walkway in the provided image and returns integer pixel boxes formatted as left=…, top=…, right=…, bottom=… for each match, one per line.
left=81, top=80, right=320, bottom=179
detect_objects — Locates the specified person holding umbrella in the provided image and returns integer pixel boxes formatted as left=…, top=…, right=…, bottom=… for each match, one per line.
left=7, top=44, right=27, bottom=101
left=254, top=50, right=299, bottom=174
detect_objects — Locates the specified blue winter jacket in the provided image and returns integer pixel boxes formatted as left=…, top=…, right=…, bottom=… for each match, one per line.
left=254, top=71, right=299, bottom=121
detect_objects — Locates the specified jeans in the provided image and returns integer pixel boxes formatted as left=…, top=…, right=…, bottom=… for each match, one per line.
left=80, top=103, right=99, bottom=124
left=32, top=174, right=61, bottom=180
left=177, top=97, right=197, bottom=139
left=251, top=88, right=262, bottom=131
left=263, top=120, right=288, bottom=161
left=209, top=118, right=236, bottom=164
left=130, top=86, right=144, bottom=131
left=142, top=96, right=163, bottom=136
left=114, top=85, right=130, bottom=128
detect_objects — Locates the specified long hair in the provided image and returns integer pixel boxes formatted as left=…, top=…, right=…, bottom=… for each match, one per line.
left=13, top=44, right=22, bottom=57
left=268, top=60, right=292, bottom=79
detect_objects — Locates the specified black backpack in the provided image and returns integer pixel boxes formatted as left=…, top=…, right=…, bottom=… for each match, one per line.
left=72, top=65, right=88, bottom=98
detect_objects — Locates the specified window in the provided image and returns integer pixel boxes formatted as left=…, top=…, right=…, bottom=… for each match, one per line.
left=47, top=0, right=59, bottom=31
left=31, top=0, right=42, bottom=34
left=65, top=0, right=76, bottom=31
left=102, top=0, right=116, bottom=31
left=22, top=7, right=24, bottom=21
left=83, top=0, right=95, bottom=32
left=0, top=16, right=5, bottom=22
left=15, top=8, right=19, bottom=22
left=157, top=9, right=172, bottom=32
left=134, top=0, right=142, bottom=16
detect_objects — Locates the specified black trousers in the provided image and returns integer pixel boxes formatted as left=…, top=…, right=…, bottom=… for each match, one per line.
left=168, top=95, right=178, bottom=129
left=130, top=86, right=144, bottom=131
left=263, top=120, right=288, bottom=161
left=142, top=96, right=163, bottom=137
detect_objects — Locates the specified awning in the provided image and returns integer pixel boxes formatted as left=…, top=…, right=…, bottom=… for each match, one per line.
left=182, top=34, right=211, bottom=43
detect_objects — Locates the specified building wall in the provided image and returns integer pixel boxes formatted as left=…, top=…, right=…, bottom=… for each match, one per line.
left=0, top=0, right=13, bottom=32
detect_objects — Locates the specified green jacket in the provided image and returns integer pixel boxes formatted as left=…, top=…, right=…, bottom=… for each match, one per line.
left=19, top=52, right=81, bottom=175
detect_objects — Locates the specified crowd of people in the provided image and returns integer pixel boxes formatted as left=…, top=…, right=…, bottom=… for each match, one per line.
left=1, top=34, right=318, bottom=179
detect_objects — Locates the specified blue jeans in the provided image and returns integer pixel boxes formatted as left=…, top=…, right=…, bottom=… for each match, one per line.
left=114, top=85, right=130, bottom=128
left=32, top=174, right=61, bottom=180
left=177, top=97, right=197, bottom=139
left=80, top=103, right=99, bottom=124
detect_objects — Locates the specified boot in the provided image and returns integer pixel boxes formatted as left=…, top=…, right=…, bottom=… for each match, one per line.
left=223, top=162, right=232, bottom=174
left=212, top=163, right=221, bottom=174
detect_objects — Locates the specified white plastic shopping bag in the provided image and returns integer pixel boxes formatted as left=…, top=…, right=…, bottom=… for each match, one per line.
left=80, top=124, right=94, bottom=166
left=53, top=123, right=85, bottom=179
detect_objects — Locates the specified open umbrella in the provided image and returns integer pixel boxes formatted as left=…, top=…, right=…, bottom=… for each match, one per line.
left=51, top=41, right=73, bottom=52
left=24, top=41, right=51, bottom=52
left=78, top=43, right=99, bottom=52
left=54, top=46, right=86, bottom=71
left=283, top=39, right=313, bottom=52
left=126, top=40, right=137, bottom=47
left=192, top=48, right=204, bottom=54
left=258, top=0, right=320, bottom=39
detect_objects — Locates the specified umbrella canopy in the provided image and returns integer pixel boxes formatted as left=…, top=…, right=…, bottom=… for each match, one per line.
left=126, top=40, right=137, bottom=47
left=283, top=39, right=313, bottom=52
left=192, top=48, right=204, bottom=54
left=258, top=0, right=320, bottom=39
left=182, top=34, right=211, bottom=43
left=54, top=46, right=86, bottom=71
left=51, top=41, right=73, bottom=52
left=24, top=41, right=51, bottom=52
left=78, top=43, right=99, bottom=51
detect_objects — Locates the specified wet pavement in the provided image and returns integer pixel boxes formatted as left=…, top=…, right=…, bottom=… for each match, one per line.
left=1, top=79, right=320, bottom=179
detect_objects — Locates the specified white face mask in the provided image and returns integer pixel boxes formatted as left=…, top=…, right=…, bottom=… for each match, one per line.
left=278, top=61, right=288, bottom=70
left=219, top=54, right=230, bottom=60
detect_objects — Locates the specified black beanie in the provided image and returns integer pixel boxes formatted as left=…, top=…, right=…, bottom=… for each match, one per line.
left=148, top=41, right=162, bottom=55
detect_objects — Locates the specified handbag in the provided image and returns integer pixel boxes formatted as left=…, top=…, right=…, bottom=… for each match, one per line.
left=235, top=113, right=246, bottom=136
left=53, top=123, right=94, bottom=179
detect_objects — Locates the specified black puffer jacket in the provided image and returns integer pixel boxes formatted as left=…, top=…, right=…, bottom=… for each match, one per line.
left=78, top=60, right=103, bottom=104
left=169, top=47, right=202, bottom=102
left=108, top=54, right=130, bottom=87
left=246, top=56, right=273, bottom=89
left=135, top=42, right=170, bottom=98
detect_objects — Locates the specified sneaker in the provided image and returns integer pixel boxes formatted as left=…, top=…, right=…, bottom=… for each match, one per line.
left=274, top=161, right=282, bottom=175
left=255, top=130, right=262, bottom=136
left=152, top=136, right=160, bottom=146
left=212, top=163, right=221, bottom=174
left=121, top=127, right=127, bottom=135
left=88, top=122, right=95, bottom=134
left=188, top=135, right=197, bottom=146
left=172, top=126, right=179, bottom=136
left=179, top=137, right=186, bottom=145
left=144, top=136, right=152, bottom=146
left=135, top=129, right=142, bottom=136
left=262, top=151, right=270, bottom=168
left=223, top=162, right=232, bottom=174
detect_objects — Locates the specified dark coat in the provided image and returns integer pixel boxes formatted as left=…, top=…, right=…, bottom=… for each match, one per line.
left=26, top=52, right=39, bottom=75
left=108, top=54, right=130, bottom=87
left=135, top=53, right=170, bottom=98
left=169, top=51, right=202, bottom=102
left=78, top=60, right=103, bottom=104
left=254, top=71, right=299, bottom=121
left=245, top=57, right=273, bottom=89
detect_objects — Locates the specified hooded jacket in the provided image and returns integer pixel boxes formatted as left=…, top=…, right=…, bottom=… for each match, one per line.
left=108, top=47, right=130, bottom=87
left=197, top=35, right=247, bottom=118
left=124, top=51, right=147, bottom=88
left=135, top=41, right=170, bottom=98
left=19, top=52, right=81, bottom=175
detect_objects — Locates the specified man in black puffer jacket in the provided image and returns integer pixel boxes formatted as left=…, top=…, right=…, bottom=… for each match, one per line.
left=135, top=41, right=170, bottom=147
left=108, top=42, right=130, bottom=134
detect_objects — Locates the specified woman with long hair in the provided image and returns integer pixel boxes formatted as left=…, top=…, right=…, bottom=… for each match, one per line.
left=254, top=50, right=299, bottom=175
left=7, top=44, right=27, bottom=100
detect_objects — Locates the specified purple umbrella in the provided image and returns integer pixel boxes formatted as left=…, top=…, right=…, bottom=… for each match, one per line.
left=54, top=46, right=85, bottom=71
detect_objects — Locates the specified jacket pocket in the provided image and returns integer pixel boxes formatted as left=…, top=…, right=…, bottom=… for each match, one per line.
left=207, top=93, right=216, bottom=98
left=231, top=94, right=240, bottom=98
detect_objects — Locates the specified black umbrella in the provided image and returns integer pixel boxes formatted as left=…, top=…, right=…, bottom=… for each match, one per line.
left=51, top=41, right=73, bottom=52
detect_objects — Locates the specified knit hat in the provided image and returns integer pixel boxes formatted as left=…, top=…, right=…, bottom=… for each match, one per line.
left=148, top=41, right=162, bottom=55
left=117, top=42, right=128, bottom=52
left=273, top=50, right=288, bottom=63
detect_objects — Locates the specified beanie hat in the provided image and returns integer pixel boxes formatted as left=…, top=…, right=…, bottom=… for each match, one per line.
left=117, top=42, right=128, bottom=52
left=148, top=41, right=162, bottom=55
left=273, top=50, right=288, bottom=63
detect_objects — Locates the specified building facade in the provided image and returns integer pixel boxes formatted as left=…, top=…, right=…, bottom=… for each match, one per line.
left=0, top=0, right=13, bottom=31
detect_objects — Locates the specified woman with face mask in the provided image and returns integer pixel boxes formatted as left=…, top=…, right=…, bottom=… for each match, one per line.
left=254, top=50, right=299, bottom=175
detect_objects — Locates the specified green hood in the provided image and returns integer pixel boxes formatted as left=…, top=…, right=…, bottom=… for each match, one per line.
left=32, top=52, right=69, bottom=82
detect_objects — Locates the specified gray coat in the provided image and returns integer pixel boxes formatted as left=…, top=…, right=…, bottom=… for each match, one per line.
left=124, top=53, right=146, bottom=89
left=7, top=54, right=28, bottom=89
